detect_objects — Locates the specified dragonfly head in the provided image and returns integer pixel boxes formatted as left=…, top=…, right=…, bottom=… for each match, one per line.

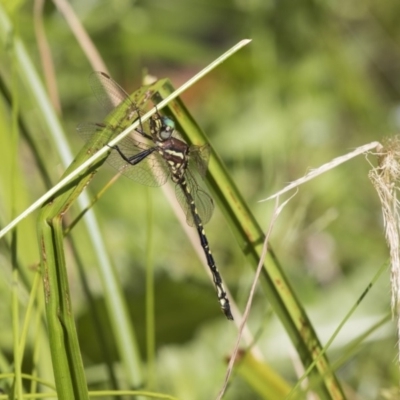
left=151, top=114, right=175, bottom=141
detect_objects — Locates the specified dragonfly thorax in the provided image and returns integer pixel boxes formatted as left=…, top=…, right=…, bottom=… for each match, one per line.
left=158, top=137, right=189, bottom=182
left=151, top=112, right=189, bottom=180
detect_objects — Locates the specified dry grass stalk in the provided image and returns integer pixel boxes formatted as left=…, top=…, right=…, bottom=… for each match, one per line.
left=369, top=137, right=400, bottom=361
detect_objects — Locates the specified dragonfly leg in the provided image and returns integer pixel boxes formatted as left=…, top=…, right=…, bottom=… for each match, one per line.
left=110, top=145, right=156, bottom=166
left=135, top=128, right=152, bottom=140
left=135, top=114, right=152, bottom=140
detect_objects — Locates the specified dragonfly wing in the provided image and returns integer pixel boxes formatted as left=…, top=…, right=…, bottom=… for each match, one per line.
left=175, top=182, right=194, bottom=227
left=189, top=144, right=211, bottom=178
left=175, top=170, right=214, bottom=227
left=77, top=122, right=169, bottom=187
left=190, top=177, right=214, bottom=225
left=107, top=133, right=170, bottom=187
left=76, top=122, right=101, bottom=142
left=89, top=71, right=131, bottom=114
left=107, top=151, right=170, bottom=187
left=88, top=72, right=155, bottom=139
left=77, top=121, right=130, bottom=148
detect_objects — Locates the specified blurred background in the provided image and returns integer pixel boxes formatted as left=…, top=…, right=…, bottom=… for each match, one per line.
left=1, top=0, right=400, bottom=398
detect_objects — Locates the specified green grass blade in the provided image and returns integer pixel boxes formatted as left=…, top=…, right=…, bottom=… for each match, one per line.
left=35, top=83, right=151, bottom=397
left=0, top=4, right=145, bottom=392
left=235, top=352, right=291, bottom=399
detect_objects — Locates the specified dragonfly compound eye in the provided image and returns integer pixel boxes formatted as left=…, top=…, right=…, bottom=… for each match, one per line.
left=159, top=116, right=175, bottom=139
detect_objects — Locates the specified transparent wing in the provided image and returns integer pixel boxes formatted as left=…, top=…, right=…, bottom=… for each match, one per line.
left=107, top=132, right=170, bottom=187
left=78, top=122, right=169, bottom=187
left=175, top=170, right=214, bottom=227
left=79, top=73, right=167, bottom=186
left=89, top=71, right=130, bottom=114
left=76, top=122, right=116, bottom=153
left=189, top=143, right=211, bottom=178
left=190, top=177, right=214, bottom=225
left=89, top=71, right=153, bottom=126
left=76, top=122, right=104, bottom=143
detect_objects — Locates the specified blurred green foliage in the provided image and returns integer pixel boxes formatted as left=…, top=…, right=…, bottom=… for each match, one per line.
left=1, top=0, right=400, bottom=398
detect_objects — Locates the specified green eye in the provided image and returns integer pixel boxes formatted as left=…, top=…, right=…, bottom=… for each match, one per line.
left=162, top=116, right=175, bottom=130
left=160, top=116, right=175, bottom=139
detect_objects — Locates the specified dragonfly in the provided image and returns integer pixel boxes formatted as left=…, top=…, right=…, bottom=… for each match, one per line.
left=78, top=72, right=233, bottom=320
